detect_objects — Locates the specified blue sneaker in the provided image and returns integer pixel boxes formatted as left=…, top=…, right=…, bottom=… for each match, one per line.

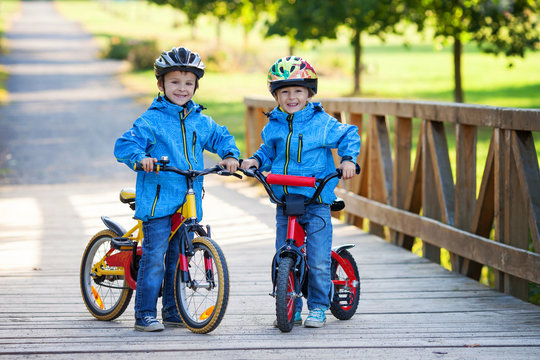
left=162, top=310, right=185, bottom=328
left=273, top=311, right=302, bottom=327
left=304, top=308, right=326, bottom=328
left=135, top=316, right=165, bottom=332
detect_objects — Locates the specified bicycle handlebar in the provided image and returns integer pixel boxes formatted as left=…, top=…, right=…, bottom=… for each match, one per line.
left=236, top=164, right=359, bottom=207
left=134, top=157, right=242, bottom=180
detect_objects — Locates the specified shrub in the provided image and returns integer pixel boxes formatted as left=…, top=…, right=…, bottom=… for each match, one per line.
left=127, top=40, right=159, bottom=71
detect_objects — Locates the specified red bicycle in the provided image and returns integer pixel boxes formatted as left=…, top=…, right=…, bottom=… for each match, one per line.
left=238, top=166, right=361, bottom=332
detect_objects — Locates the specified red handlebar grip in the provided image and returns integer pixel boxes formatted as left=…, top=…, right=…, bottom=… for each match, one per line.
left=266, top=174, right=316, bottom=187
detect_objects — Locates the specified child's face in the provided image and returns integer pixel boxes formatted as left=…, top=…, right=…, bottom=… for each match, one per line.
left=273, top=86, right=311, bottom=114
left=158, top=71, right=197, bottom=106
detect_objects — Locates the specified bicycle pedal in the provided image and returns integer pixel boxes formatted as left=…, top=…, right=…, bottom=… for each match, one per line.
left=111, top=237, right=137, bottom=251
left=335, top=292, right=354, bottom=306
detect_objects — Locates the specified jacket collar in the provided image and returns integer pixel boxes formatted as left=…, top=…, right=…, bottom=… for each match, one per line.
left=268, top=101, right=323, bottom=123
left=150, top=95, right=203, bottom=116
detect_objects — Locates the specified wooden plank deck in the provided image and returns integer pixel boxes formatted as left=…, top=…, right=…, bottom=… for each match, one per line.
left=1, top=177, right=540, bottom=359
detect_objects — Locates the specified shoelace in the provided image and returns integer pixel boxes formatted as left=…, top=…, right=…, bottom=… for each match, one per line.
left=143, top=316, right=159, bottom=324
left=307, top=309, right=325, bottom=320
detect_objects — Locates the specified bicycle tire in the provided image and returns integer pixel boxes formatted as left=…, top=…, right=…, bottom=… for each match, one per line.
left=175, top=236, right=229, bottom=334
left=275, top=256, right=297, bottom=332
left=330, top=249, right=360, bottom=320
left=80, top=229, right=133, bottom=321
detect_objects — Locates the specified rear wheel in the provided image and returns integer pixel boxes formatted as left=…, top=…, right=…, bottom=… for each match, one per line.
left=275, top=256, right=297, bottom=332
left=80, top=230, right=133, bottom=320
left=330, top=249, right=360, bottom=320
left=175, top=237, right=229, bottom=334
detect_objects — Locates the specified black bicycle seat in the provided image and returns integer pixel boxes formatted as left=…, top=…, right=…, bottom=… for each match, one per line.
left=330, top=198, right=345, bottom=212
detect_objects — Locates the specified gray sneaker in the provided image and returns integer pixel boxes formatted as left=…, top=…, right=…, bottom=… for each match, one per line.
left=304, top=308, right=326, bottom=328
left=134, top=316, right=165, bottom=332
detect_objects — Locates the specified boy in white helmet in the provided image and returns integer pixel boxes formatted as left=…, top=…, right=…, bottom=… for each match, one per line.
left=115, top=47, right=239, bottom=331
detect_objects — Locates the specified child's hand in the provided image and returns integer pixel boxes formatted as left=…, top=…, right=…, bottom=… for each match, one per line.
left=240, top=158, right=259, bottom=170
left=219, top=157, right=239, bottom=173
left=141, top=157, right=157, bottom=173
left=338, top=161, right=356, bottom=180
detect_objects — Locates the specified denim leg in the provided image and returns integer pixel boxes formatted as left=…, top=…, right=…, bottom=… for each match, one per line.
left=161, top=225, right=182, bottom=316
left=299, top=203, right=332, bottom=311
left=135, top=216, right=170, bottom=319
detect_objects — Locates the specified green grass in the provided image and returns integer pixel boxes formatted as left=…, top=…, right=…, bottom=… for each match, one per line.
left=0, top=0, right=20, bottom=103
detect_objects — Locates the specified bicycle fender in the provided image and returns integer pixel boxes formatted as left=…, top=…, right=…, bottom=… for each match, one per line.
left=332, top=244, right=355, bottom=253
left=101, top=216, right=127, bottom=237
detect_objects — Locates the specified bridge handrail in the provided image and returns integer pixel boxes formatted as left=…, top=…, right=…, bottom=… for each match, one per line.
left=244, top=96, right=540, bottom=301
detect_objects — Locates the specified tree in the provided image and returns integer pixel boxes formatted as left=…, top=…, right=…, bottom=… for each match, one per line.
left=265, top=0, right=420, bottom=95
left=148, top=0, right=215, bottom=40
left=416, top=0, right=540, bottom=103
left=229, top=0, right=274, bottom=51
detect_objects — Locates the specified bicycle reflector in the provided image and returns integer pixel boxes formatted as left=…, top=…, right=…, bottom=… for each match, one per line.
left=200, top=305, right=215, bottom=320
left=266, top=174, right=316, bottom=187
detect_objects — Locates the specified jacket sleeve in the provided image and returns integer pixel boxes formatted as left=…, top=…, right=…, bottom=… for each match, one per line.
left=114, top=117, right=157, bottom=170
left=204, top=119, right=240, bottom=160
left=323, top=115, right=361, bottom=163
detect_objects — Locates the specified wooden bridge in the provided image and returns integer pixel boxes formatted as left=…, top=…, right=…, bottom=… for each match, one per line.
left=0, top=98, right=539, bottom=358
left=0, top=1, right=539, bottom=357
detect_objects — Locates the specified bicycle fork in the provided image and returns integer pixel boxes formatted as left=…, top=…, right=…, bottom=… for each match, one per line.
left=270, top=216, right=307, bottom=298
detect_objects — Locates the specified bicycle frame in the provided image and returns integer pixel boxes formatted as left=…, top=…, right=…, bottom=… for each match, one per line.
left=238, top=167, right=360, bottom=302
left=90, top=162, right=232, bottom=291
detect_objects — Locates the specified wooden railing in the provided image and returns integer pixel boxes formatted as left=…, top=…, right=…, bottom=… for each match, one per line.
left=244, top=96, right=540, bottom=301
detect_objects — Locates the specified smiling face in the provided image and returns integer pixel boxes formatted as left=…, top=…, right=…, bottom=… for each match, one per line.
left=273, top=86, right=311, bottom=114
left=158, top=70, right=197, bottom=106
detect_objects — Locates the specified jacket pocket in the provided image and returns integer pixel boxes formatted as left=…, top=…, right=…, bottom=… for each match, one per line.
left=297, top=134, right=303, bottom=163
left=150, top=184, right=161, bottom=217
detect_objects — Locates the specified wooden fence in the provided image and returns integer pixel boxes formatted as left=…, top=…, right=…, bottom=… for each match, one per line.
left=244, top=97, right=540, bottom=301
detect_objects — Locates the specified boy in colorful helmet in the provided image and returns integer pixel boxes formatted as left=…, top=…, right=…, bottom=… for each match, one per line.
left=241, top=56, right=361, bottom=328
left=114, top=47, right=239, bottom=332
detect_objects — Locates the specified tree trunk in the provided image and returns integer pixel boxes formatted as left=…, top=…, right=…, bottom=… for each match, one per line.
left=352, top=29, right=362, bottom=95
left=453, top=35, right=464, bottom=103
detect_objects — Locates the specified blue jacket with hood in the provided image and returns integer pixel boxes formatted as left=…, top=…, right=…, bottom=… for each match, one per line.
left=252, top=102, right=360, bottom=205
left=114, top=96, right=240, bottom=222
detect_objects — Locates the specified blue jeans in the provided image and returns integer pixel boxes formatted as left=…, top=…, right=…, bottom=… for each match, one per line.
left=276, top=203, right=333, bottom=312
left=135, top=216, right=181, bottom=319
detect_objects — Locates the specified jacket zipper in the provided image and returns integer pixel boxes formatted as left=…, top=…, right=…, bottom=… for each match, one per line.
left=297, top=134, right=303, bottom=163
left=180, top=109, right=193, bottom=169
left=150, top=184, right=161, bottom=217
left=192, top=131, right=197, bottom=163
left=283, top=114, right=294, bottom=194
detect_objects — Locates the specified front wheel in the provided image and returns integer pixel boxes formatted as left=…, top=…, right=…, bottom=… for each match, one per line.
left=330, top=249, right=360, bottom=320
left=175, top=237, right=229, bottom=334
left=275, top=256, right=298, bottom=332
left=80, top=230, right=133, bottom=321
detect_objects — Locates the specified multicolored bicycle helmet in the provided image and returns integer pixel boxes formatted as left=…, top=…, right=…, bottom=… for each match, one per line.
left=267, top=56, right=318, bottom=94
left=154, top=47, right=205, bottom=79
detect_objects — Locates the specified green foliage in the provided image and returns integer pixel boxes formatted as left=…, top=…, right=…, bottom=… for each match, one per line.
left=420, top=0, right=540, bottom=57
left=102, top=37, right=159, bottom=71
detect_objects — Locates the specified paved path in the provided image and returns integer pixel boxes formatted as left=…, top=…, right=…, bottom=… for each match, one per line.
left=1, top=2, right=540, bottom=359
left=0, top=0, right=143, bottom=185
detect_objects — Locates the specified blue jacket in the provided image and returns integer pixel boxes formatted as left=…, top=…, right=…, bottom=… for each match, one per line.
left=252, top=102, right=360, bottom=204
left=114, top=96, right=240, bottom=221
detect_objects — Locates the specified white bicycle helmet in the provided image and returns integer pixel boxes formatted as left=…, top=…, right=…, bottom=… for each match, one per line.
left=154, top=47, right=205, bottom=79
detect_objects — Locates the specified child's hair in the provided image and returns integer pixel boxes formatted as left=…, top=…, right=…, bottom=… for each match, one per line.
left=267, top=56, right=318, bottom=95
left=154, top=47, right=205, bottom=80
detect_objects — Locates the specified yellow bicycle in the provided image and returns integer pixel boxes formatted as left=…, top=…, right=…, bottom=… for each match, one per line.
left=80, top=156, right=238, bottom=333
